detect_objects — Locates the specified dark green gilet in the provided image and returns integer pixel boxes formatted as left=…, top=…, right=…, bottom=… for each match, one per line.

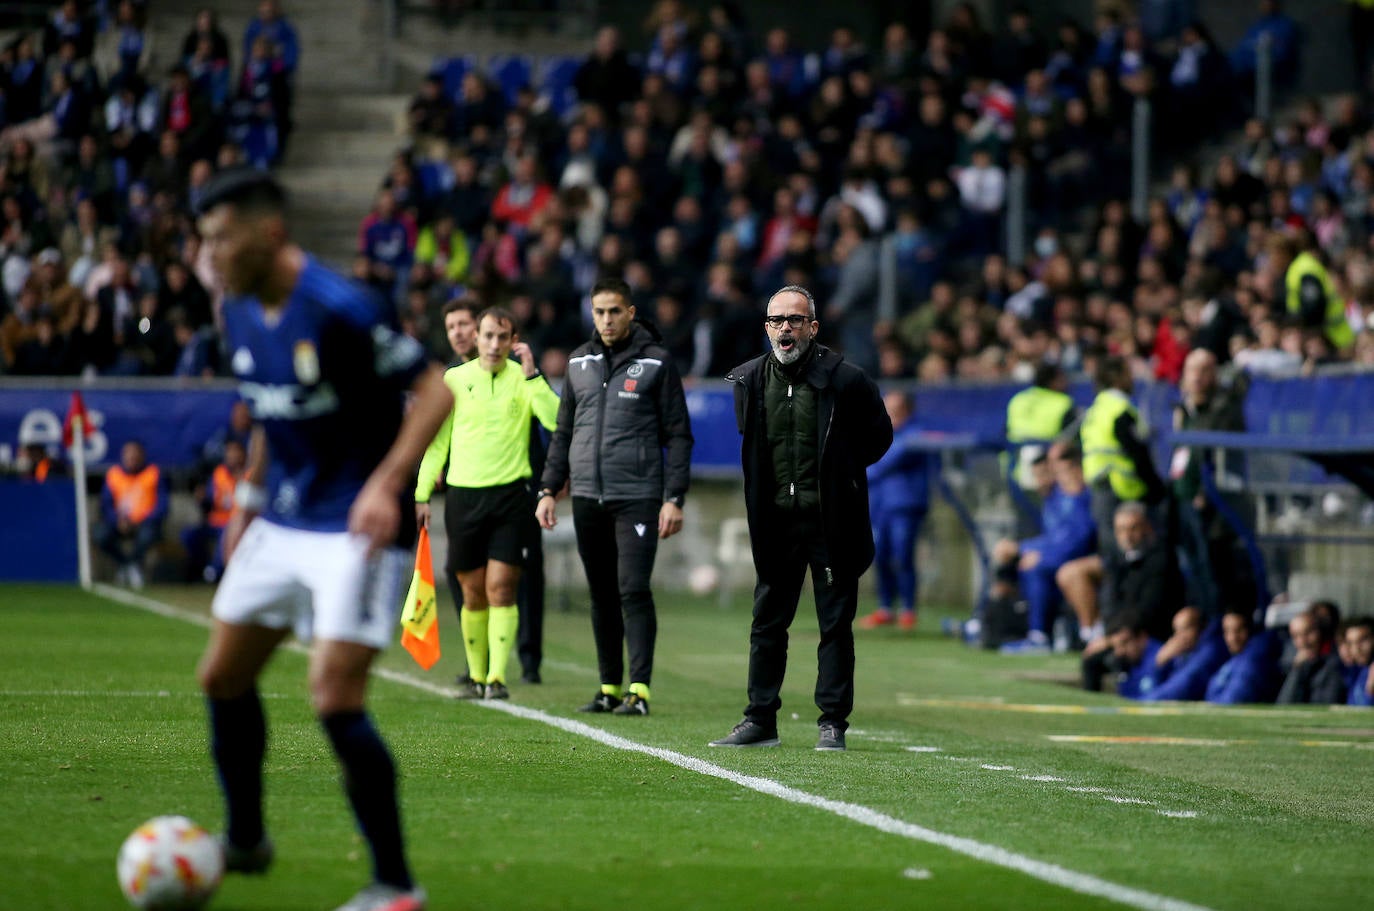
left=764, top=350, right=821, bottom=512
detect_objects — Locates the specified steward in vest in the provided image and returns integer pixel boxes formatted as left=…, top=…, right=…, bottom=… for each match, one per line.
left=1005, top=363, right=1076, bottom=529
left=1269, top=232, right=1355, bottom=353
left=97, top=439, right=168, bottom=589
left=182, top=438, right=247, bottom=583
left=1078, top=355, right=1165, bottom=554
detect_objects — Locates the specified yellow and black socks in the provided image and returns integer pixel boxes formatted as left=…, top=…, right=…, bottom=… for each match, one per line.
left=486, top=605, right=519, bottom=684
left=628, top=682, right=651, bottom=702
left=460, top=607, right=490, bottom=684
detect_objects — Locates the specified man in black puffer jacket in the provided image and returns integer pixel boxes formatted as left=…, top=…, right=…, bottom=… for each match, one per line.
left=709, top=284, right=892, bottom=752
left=537, top=276, right=694, bottom=717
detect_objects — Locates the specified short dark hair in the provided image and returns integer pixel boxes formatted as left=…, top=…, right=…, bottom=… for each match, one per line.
left=1222, top=607, right=1254, bottom=632
left=1095, top=354, right=1130, bottom=391
left=590, top=276, right=632, bottom=302
left=442, top=295, right=481, bottom=320
left=1105, top=609, right=1145, bottom=638
left=195, top=166, right=287, bottom=217
left=1344, top=617, right=1374, bottom=639
left=477, top=305, right=519, bottom=335
left=1033, top=362, right=1063, bottom=388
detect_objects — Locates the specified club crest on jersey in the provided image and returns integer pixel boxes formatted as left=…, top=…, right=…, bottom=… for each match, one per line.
left=627, top=362, right=644, bottom=378
left=293, top=340, right=320, bottom=385
left=624, top=379, right=637, bottom=392
left=232, top=347, right=255, bottom=376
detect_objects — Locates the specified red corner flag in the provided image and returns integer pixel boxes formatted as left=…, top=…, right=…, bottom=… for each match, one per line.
left=62, top=392, right=92, bottom=448
left=400, top=526, right=441, bottom=669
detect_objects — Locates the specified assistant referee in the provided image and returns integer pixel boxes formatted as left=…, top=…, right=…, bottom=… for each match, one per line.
left=416, top=306, right=560, bottom=699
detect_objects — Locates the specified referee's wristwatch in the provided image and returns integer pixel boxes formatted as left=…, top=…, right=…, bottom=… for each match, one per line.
left=538, top=488, right=557, bottom=500
left=665, top=495, right=684, bottom=507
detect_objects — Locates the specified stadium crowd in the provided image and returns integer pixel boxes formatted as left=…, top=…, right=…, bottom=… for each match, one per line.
left=2, top=0, right=1372, bottom=707
left=0, top=0, right=297, bottom=378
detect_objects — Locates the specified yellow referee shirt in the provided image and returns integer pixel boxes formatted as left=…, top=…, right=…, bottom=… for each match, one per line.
left=415, top=359, right=561, bottom=499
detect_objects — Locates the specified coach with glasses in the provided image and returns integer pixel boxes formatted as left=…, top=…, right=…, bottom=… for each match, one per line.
left=709, top=285, right=892, bottom=752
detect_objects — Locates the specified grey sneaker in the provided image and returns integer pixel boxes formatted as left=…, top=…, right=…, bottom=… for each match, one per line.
left=333, top=883, right=426, bottom=911
left=483, top=681, right=510, bottom=700
left=816, top=722, right=847, bottom=751
left=709, top=720, right=780, bottom=747
left=578, top=691, right=622, bottom=713
left=220, top=835, right=274, bottom=874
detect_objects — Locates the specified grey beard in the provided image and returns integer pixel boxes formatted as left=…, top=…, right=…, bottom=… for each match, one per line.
left=771, top=334, right=810, bottom=365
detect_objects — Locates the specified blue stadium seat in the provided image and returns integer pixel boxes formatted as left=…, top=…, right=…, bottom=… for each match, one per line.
left=489, top=54, right=532, bottom=107
left=436, top=55, right=472, bottom=103
left=538, top=55, right=581, bottom=118
left=416, top=159, right=453, bottom=203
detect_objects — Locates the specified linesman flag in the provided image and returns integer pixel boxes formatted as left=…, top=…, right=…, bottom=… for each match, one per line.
left=400, top=526, right=441, bottom=669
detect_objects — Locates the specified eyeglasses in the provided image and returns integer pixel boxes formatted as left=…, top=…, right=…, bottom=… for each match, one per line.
left=764, top=314, right=810, bottom=329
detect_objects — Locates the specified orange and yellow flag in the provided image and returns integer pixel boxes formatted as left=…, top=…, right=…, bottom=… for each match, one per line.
left=400, top=526, right=440, bottom=669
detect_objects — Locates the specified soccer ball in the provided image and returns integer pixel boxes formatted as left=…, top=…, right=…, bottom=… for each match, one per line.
left=116, top=815, right=224, bottom=910
left=687, top=563, right=720, bottom=596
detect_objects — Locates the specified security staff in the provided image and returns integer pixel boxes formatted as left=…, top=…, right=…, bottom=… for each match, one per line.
left=1269, top=233, right=1354, bottom=352
left=1006, top=363, right=1076, bottom=532
left=1078, top=355, right=1165, bottom=555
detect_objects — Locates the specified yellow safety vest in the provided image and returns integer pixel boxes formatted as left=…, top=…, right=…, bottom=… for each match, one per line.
left=1005, top=385, right=1075, bottom=489
left=1080, top=389, right=1148, bottom=501
left=1286, top=251, right=1355, bottom=351
left=1006, top=386, right=1074, bottom=443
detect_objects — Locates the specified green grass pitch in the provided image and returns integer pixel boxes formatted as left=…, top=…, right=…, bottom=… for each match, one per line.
left=1, top=582, right=1371, bottom=910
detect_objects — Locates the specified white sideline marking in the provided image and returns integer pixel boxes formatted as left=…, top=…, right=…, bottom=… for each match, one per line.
left=1158, top=810, right=1199, bottom=819
left=1021, top=775, right=1067, bottom=782
left=95, top=585, right=1219, bottom=911
left=0, top=689, right=287, bottom=699
left=904, top=746, right=942, bottom=753
left=980, top=764, right=1016, bottom=771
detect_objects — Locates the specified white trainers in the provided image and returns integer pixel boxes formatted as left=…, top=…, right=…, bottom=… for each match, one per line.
left=333, top=883, right=426, bottom=911
left=126, top=564, right=145, bottom=590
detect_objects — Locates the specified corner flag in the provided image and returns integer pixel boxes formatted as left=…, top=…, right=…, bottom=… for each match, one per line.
left=62, top=391, right=92, bottom=448
left=400, top=526, right=441, bottom=669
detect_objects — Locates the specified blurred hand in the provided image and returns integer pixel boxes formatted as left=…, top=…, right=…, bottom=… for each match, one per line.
left=348, top=476, right=399, bottom=554
left=512, top=341, right=537, bottom=377
left=535, top=495, right=557, bottom=530
left=658, top=501, right=683, bottom=539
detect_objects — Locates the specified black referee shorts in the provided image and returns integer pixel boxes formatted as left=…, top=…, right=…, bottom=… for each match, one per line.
left=445, top=480, right=531, bottom=573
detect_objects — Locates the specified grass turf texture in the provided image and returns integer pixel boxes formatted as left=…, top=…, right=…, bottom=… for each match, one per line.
left=1, top=583, right=1371, bottom=910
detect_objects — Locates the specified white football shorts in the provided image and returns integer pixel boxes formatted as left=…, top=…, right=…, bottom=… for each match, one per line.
left=211, top=519, right=409, bottom=649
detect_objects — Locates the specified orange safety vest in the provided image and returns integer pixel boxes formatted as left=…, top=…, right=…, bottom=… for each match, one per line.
left=33, top=458, right=52, bottom=483
left=208, top=464, right=237, bottom=529
left=106, top=465, right=161, bottom=524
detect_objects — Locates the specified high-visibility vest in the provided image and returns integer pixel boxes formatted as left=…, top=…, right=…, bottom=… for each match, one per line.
left=1080, top=389, right=1148, bottom=501
left=106, top=465, right=160, bottom=524
left=1007, top=386, right=1074, bottom=443
left=1006, top=385, right=1075, bottom=489
left=33, top=458, right=53, bottom=483
left=1286, top=251, right=1355, bottom=350
left=208, top=464, right=237, bottom=529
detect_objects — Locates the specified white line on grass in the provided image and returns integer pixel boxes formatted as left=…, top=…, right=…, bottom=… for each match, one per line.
left=0, top=689, right=288, bottom=698
left=95, top=585, right=1218, bottom=911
